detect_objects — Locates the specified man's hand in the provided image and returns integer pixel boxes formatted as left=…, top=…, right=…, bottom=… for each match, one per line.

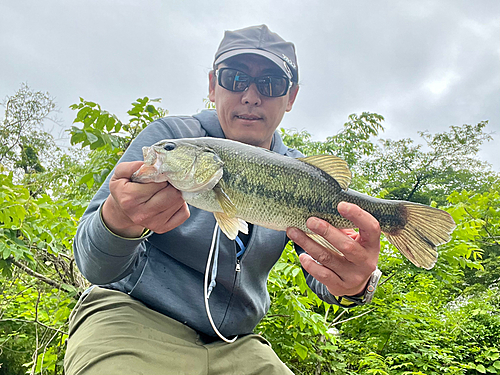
left=101, top=161, right=190, bottom=238
left=286, top=202, right=380, bottom=297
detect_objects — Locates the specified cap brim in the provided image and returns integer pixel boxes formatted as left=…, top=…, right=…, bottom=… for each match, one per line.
left=214, top=49, right=293, bottom=80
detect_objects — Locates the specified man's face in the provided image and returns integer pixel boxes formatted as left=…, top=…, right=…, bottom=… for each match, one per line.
left=209, top=54, right=298, bottom=149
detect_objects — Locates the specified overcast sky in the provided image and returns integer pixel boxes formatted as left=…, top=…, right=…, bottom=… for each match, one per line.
left=1, top=0, right=499, bottom=171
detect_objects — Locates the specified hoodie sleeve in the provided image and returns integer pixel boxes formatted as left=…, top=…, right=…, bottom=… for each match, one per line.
left=73, top=117, right=205, bottom=285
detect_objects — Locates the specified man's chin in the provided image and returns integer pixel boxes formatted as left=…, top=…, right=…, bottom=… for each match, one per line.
left=231, top=134, right=271, bottom=149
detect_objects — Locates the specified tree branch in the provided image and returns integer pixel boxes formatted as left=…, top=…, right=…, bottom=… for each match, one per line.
left=407, top=175, right=422, bottom=201
left=9, top=257, right=64, bottom=290
left=379, top=272, right=396, bottom=286
left=30, top=290, right=41, bottom=375
left=0, top=318, right=68, bottom=336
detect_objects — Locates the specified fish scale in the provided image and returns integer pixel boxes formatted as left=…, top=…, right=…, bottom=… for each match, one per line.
left=131, top=137, right=456, bottom=270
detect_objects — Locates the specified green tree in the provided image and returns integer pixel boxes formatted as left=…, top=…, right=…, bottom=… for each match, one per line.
left=0, top=87, right=168, bottom=374
left=281, top=112, right=385, bottom=168
left=0, top=83, right=60, bottom=180
left=275, top=119, right=499, bottom=374
left=2, top=86, right=499, bottom=374
left=448, top=186, right=500, bottom=293
left=358, top=122, right=495, bottom=205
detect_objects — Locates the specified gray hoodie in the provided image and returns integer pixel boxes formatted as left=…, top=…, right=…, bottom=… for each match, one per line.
left=73, top=110, right=340, bottom=338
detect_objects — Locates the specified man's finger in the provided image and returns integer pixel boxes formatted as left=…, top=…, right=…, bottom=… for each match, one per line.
left=140, top=184, right=184, bottom=211
left=287, top=226, right=347, bottom=268
left=292, top=216, right=370, bottom=265
left=299, top=253, right=343, bottom=285
left=110, top=162, right=170, bottom=206
left=113, top=161, right=145, bottom=180
left=152, top=202, right=191, bottom=234
left=337, top=202, right=381, bottom=249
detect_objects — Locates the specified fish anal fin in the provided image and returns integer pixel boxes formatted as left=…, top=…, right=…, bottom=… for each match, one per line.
left=238, top=219, right=249, bottom=235
left=298, top=155, right=352, bottom=190
left=305, top=233, right=344, bottom=256
left=214, top=212, right=248, bottom=240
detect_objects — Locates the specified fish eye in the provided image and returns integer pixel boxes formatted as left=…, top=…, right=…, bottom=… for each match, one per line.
left=163, top=142, right=176, bottom=151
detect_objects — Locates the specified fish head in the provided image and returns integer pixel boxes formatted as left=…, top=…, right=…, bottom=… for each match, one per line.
left=131, top=139, right=224, bottom=193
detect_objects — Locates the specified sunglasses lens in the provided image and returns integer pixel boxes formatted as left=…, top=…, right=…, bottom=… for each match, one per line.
left=219, top=69, right=247, bottom=92
left=233, top=72, right=250, bottom=92
left=256, top=77, right=288, bottom=97
left=218, top=69, right=289, bottom=97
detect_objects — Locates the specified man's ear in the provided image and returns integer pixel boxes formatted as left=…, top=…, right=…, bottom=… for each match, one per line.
left=286, top=85, right=299, bottom=112
left=208, top=70, right=216, bottom=102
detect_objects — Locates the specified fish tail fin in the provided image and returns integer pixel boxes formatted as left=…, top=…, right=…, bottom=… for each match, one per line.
left=384, top=202, right=456, bottom=269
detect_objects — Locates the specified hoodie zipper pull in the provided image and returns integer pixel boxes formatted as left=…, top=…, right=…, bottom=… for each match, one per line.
left=236, top=260, right=241, bottom=272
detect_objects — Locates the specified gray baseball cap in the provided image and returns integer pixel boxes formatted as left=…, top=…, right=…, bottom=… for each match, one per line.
left=213, top=25, right=299, bottom=83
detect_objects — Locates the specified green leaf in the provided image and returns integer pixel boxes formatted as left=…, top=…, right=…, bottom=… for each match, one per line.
left=145, top=104, right=157, bottom=114
left=95, top=114, right=109, bottom=131
left=100, top=168, right=111, bottom=181
left=114, top=120, right=122, bottom=133
left=1, top=242, right=11, bottom=259
left=70, top=127, right=86, bottom=145
left=78, top=172, right=95, bottom=188
left=74, top=106, right=91, bottom=123
left=85, top=131, right=98, bottom=144
left=106, top=116, right=116, bottom=132
left=294, top=342, right=308, bottom=360
left=477, top=364, right=487, bottom=373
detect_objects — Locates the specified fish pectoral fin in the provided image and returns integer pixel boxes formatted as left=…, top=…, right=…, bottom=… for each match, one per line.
left=305, top=233, right=344, bottom=256
left=213, top=182, right=248, bottom=239
left=214, top=212, right=248, bottom=240
left=214, top=184, right=237, bottom=217
left=298, top=155, right=352, bottom=190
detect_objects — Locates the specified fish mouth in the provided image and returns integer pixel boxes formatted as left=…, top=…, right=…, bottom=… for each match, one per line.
left=131, top=164, right=161, bottom=183
left=131, top=148, right=168, bottom=183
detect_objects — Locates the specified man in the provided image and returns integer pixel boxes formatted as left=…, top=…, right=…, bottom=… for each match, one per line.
left=64, top=25, right=381, bottom=375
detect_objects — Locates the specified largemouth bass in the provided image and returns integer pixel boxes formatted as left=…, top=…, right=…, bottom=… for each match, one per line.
left=131, top=137, right=456, bottom=269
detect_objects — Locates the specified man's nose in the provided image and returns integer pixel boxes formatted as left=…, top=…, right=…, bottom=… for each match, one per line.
left=240, top=83, right=262, bottom=106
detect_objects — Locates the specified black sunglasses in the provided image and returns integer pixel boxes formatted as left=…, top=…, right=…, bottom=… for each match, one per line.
left=216, top=68, right=292, bottom=98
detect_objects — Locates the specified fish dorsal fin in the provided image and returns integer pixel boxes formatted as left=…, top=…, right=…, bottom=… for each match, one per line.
left=298, top=155, right=352, bottom=190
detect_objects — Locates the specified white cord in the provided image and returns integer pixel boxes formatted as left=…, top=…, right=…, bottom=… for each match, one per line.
left=204, top=222, right=238, bottom=343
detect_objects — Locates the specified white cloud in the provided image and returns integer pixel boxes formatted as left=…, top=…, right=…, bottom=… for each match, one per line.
left=1, top=0, right=499, bottom=171
left=424, top=71, right=460, bottom=96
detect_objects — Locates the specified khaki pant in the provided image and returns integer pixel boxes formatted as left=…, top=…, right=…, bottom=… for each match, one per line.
left=64, top=287, right=293, bottom=375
